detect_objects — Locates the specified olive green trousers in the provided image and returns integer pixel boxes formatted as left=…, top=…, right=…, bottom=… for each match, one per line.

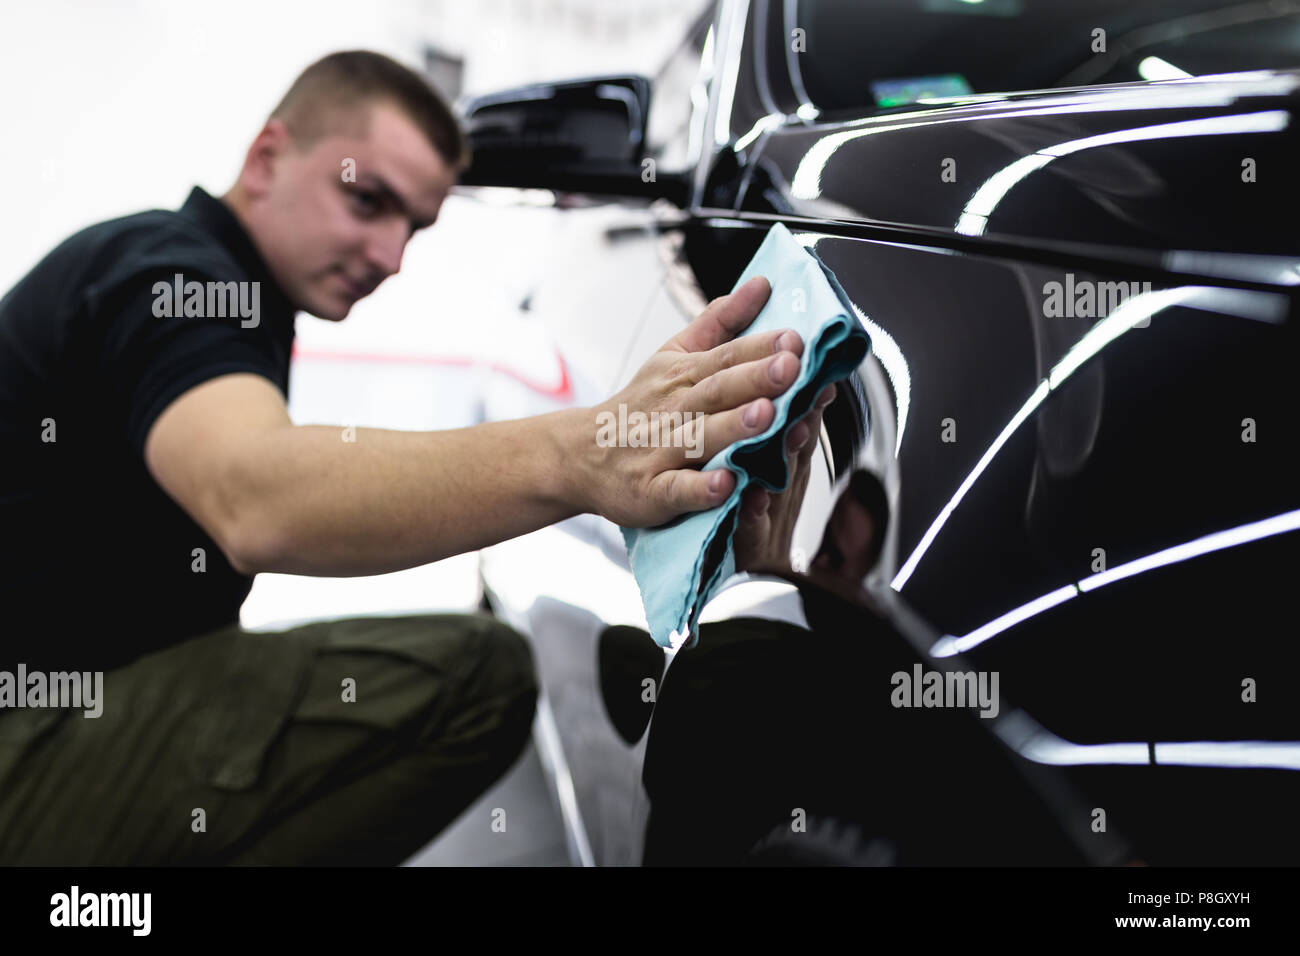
left=0, top=613, right=537, bottom=865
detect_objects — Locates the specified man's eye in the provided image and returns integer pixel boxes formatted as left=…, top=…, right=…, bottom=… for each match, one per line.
left=350, top=191, right=382, bottom=216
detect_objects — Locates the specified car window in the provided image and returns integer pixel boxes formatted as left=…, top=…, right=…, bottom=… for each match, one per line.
left=1071, top=11, right=1300, bottom=86
left=789, top=0, right=1296, bottom=116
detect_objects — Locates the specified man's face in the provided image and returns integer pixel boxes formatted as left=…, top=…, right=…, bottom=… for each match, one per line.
left=812, top=493, right=876, bottom=585
left=247, top=100, right=456, bottom=320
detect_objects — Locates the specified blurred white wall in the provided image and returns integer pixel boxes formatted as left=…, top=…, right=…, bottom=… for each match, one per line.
left=0, top=0, right=707, bottom=295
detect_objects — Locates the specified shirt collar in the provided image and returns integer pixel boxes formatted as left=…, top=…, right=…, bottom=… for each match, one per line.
left=177, top=186, right=296, bottom=330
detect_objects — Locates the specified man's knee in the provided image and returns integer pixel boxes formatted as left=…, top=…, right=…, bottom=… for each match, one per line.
left=475, top=616, right=538, bottom=698
left=298, top=612, right=538, bottom=779
left=473, top=618, right=538, bottom=745
left=420, top=616, right=538, bottom=768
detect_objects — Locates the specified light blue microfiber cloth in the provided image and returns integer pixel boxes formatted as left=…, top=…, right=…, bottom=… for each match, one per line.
left=621, top=223, right=871, bottom=649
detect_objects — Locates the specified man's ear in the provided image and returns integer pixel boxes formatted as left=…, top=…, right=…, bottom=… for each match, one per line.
left=238, top=118, right=294, bottom=199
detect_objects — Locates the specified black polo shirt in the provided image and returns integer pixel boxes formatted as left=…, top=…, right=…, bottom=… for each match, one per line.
left=0, top=187, right=297, bottom=671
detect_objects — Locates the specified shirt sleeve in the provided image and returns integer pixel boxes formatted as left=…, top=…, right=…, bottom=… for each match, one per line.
left=96, top=268, right=288, bottom=460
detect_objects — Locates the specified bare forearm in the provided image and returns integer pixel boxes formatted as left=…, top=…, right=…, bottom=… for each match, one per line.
left=229, top=408, right=589, bottom=576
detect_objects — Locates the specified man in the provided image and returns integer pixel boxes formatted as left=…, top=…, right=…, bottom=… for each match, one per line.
left=0, top=51, right=826, bottom=864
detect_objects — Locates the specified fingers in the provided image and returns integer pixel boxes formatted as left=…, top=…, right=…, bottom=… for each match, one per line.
left=648, top=382, right=837, bottom=523
left=737, top=416, right=811, bottom=526
left=789, top=417, right=818, bottom=471
left=779, top=390, right=832, bottom=488
left=680, top=380, right=835, bottom=466
left=664, top=276, right=771, bottom=354
left=791, top=384, right=836, bottom=462
left=741, top=485, right=770, bottom=519
left=684, top=397, right=776, bottom=464
left=648, top=465, right=736, bottom=516
left=690, top=326, right=804, bottom=384
left=776, top=385, right=835, bottom=491
left=686, top=349, right=801, bottom=415
left=747, top=388, right=833, bottom=534
left=785, top=420, right=811, bottom=456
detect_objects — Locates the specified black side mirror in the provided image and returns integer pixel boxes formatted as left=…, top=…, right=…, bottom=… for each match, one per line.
left=459, top=75, right=687, bottom=204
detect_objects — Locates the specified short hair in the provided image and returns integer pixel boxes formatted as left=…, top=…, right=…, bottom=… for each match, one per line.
left=269, top=50, right=469, bottom=169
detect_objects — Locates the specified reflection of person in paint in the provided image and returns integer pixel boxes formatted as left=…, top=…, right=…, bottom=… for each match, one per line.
left=806, top=469, right=888, bottom=605
left=734, top=443, right=889, bottom=628
left=737, top=419, right=888, bottom=602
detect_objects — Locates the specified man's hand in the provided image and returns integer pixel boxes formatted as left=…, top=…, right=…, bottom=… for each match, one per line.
left=733, top=383, right=836, bottom=574
left=579, top=276, right=811, bottom=527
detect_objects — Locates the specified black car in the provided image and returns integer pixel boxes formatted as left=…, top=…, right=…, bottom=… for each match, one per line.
left=458, top=0, right=1300, bottom=865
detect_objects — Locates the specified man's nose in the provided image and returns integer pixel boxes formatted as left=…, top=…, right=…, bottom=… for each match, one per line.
left=364, top=221, right=407, bottom=279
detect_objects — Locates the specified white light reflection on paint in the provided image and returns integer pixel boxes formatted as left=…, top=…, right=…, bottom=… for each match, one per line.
left=1155, top=741, right=1300, bottom=771
left=930, top=585, right=1078, bottom=657
left=955, top=111, right=1289, bottom=235
left=891, top=380, right=1049, bottom=590
left=787, top=94, right=1293, bottom=204
left=931, top=508, right=1300, bottom=657
left=1078, top=508, right=1300, bottom=593
left=734, top=112, right=784, bottom=153
left=893, top=284, right=1282, bottom=592
left=994, top=713, right=1300, bottom=772
left=1138, top=56, right=1192, bottom=81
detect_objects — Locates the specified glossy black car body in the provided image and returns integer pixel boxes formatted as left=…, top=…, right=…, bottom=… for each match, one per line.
left=462, top=0, right=1300, bottom=864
